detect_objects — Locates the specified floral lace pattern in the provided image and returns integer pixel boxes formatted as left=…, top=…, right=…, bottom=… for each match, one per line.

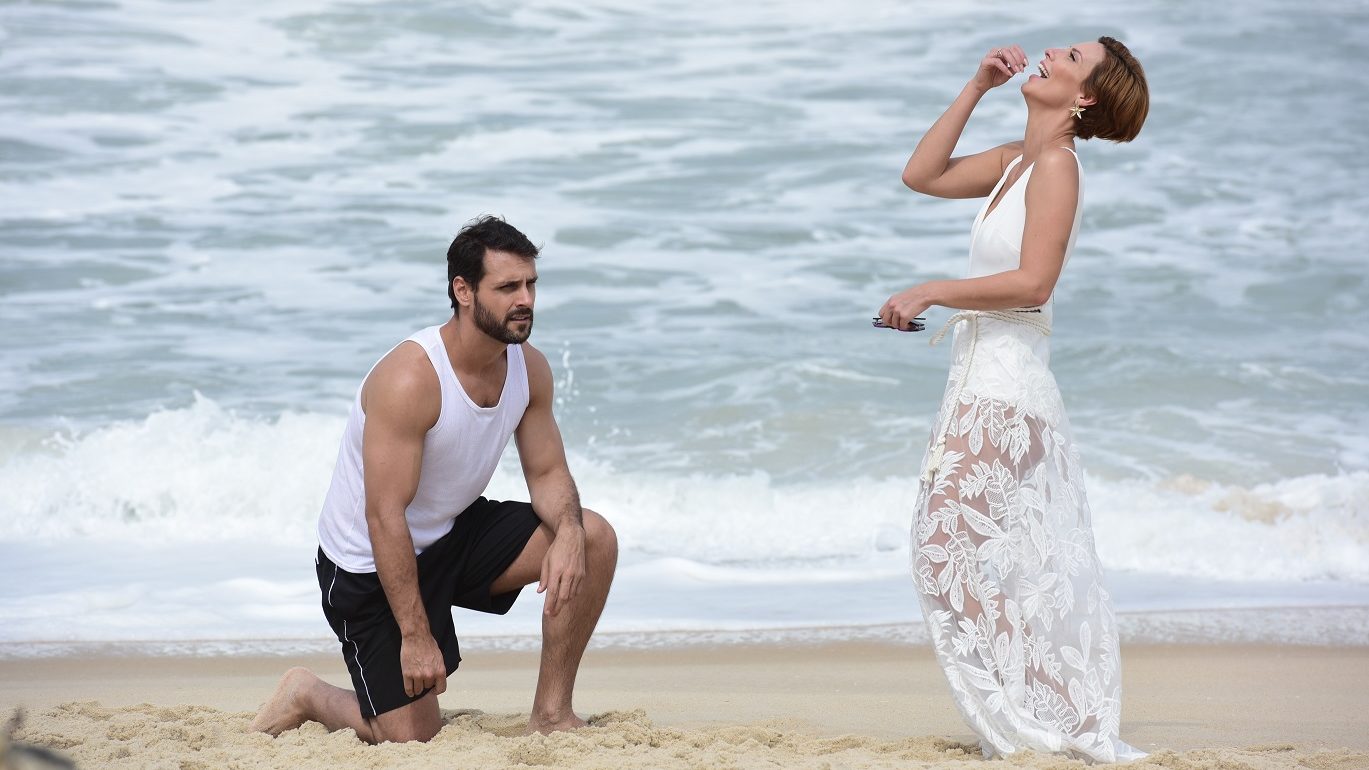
left=912, top=325, right=1145, bottom=764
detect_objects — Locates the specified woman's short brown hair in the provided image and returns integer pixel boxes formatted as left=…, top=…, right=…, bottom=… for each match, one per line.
left=1077, top=37, right=1149, bottom=143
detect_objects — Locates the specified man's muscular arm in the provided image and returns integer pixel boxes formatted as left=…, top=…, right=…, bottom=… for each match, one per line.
left=514, top=344, right=585, bottom=618
left=362, top=344, right=445, bottom=699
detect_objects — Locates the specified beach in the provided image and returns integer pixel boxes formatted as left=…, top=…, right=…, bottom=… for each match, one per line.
left=4, top=0, right=1369, bottom=768
left=4, top=641, right=1367, bottom=768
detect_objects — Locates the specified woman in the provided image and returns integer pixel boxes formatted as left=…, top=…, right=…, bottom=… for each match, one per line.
left=879, top=39, right=1149, bottom=762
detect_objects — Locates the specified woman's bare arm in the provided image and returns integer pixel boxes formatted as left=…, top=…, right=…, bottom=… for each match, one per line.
left=900, top=45, right=1028, bottom=198
left=880, top=148, right=1080, bottom=330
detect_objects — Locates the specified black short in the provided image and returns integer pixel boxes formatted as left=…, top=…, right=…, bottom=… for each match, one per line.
left=316, top=497, right=543, bottom=718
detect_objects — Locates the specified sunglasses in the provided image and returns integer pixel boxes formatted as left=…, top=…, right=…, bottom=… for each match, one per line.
left=872, top=316, right=926, bottom=332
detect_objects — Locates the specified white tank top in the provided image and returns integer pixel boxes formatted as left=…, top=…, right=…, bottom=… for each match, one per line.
left=317, top=325, right=531, bottom=573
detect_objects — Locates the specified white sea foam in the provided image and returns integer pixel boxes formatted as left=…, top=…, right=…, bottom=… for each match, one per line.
left=0, top=396, right=339, bottom=542
left=1, top=398, right=1365, bottom=586
left=4, top=333, right=1367, bottom=647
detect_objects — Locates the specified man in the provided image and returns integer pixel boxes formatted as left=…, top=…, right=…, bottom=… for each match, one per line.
left=251, top=216, right=617, bottom=743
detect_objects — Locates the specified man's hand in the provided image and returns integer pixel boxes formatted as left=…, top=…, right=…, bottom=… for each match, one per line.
left=538, top=524, right=586, bottom=617
left=399, top=631, right=447, bottom=698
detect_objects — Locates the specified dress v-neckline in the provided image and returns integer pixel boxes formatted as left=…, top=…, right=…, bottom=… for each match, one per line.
left=981, top=148, right=1081, bottom=224
left=983, top=155, right=1032, bottom=223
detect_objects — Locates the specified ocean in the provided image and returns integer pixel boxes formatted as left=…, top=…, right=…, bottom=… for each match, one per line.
left=2, top=0, right=1367, bottom=657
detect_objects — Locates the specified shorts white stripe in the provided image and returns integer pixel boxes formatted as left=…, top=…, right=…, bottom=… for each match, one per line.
left=342, top=619, right=376, bottom=716
left=329, top=563, right=375, bottom=716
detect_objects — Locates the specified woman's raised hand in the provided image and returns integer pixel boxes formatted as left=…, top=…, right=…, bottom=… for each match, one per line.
left=972, top=44, right=1028, bottom=92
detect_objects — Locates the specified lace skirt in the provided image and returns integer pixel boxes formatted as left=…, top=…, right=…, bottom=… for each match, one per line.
left=911, top=323, right=1145, bottom=763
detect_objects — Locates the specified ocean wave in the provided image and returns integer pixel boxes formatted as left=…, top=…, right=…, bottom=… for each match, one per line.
left=1, top=398, right=1365, bottom=584
left=0, top=395, right=339, bottom=542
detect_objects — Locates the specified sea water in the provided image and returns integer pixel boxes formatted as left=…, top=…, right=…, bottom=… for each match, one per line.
left=1, top=0, right=1367, bottom=656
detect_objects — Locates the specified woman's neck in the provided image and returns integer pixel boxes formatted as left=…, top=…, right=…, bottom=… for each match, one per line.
left=1020, top=104, right=1076, bottom=159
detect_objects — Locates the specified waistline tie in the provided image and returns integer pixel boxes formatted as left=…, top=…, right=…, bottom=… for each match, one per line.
left=921, top=308, right=1051, bottom=484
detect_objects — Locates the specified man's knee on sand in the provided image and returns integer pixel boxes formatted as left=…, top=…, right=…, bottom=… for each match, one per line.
left=368, top=693, right=443, bottom=744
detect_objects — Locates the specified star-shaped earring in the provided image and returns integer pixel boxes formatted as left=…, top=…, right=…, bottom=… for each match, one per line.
left=1069, top=102, right=1086, bottom=120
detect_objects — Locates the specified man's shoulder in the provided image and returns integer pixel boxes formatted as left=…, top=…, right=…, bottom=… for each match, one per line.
left=516, top=343, right=554, bottom=405
left=518, top=342, right=550, bottom=371
left=362, top=342, right=441, bottom=419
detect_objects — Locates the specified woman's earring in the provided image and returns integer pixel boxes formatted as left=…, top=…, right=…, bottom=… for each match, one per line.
left=1069, top=101, right=1086, bottom=119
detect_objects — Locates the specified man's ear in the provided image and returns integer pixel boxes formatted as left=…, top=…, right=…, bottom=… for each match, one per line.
left=453, top=276, right=474, bottom=310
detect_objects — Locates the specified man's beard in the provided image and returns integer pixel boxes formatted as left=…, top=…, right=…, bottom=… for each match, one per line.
left=472, top=297, right=533, bottom=344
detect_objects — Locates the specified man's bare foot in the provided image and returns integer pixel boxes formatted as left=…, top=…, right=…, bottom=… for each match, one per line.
left=250, top=667, right=316, bottom=735
left=525, top=712, right=588, bottom=735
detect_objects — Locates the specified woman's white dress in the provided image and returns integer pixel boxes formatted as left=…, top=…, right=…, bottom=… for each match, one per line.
left=912, top=149, right=1145, bottom=763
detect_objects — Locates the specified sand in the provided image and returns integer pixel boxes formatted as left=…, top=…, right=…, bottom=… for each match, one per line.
left=2, top=642, right=1366, bottom=769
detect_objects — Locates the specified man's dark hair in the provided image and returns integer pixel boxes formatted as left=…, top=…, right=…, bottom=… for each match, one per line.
left=446, top=216, right=540, bottom=313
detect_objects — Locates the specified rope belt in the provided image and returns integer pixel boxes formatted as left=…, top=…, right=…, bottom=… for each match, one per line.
left=921, top=308, right=1052, bottom=484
